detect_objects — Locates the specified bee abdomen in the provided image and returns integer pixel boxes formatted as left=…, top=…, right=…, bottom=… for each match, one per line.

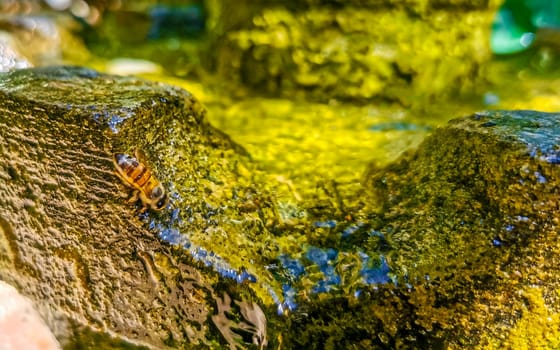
left=114, top=153, right=133, bottom=170
left=113, top=153, right=151, bottom=186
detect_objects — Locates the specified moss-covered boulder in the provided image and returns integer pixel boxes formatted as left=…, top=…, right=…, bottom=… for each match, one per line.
left=2, top=65, right=558, bottom=349
left=209, top=0, right=503, bottom=106
left=354, top=110, right=560, bottom=348
left=0, top=65, right=274, bottom=349
left=271, top=110, right=560, bottom=349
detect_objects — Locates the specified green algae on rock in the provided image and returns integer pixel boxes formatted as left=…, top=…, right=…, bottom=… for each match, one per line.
left=272, top=110, right=560, bottom=349
left=356, top=110, right=560, bottom=348
left=3, top=65, right=560, bottom=349
left=0, top=65, right=274, bottom=349
left=208, top=1, right=502, bottom=107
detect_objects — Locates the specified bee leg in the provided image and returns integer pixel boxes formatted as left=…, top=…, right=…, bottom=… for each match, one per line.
left=137, top=191, right=151, bottom=214
left=138, top=205, right=149, bottom=214
left=128, top=190, right=140, bottom=204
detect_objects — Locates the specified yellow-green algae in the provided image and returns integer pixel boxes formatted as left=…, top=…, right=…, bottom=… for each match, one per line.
left=8, top=1, right=560, bottom=349
left=497, top=287, right=560, bottom=350
left=74, top=10, right=560, bottom=350
left=176, top=57, right=560, bottom=350
left=211, top=1, right=503, bottom=107
left=264, top=111, right=560, bottom=349
left=357, top=110, right=560, bottom=348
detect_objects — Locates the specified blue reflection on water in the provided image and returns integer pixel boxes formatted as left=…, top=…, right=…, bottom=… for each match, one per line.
left=524, top=136, right=560, bottom=165
left=278, top=255, right=305, bottom=278
left=534, top=171, right=547, bottom=183
left=276, top=245, right=391, bottom=311
left=360, top=253, right=391, bottom=285
left=150, top=204, right=257, bottom=285
left=313, top=220, right=337, bottom=228
left=153, top=200, right=391, bottom=313
left=306, top=246, right=338, bottom=267
left=91, top=107, right=134, bottom=133
left=342, top=223, right=363, bottom=237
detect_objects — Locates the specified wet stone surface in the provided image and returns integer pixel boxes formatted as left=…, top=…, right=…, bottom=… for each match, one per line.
left=1, top=65, right=559, bottom=349
left=353, top=109, right=560, bottom=348
left=0, top=65, right=270, bottom=349
left=244, top=109, right=560, bottom=349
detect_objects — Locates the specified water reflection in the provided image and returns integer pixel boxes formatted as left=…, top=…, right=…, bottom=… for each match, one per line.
left=149, top=202, right=393, bottom=314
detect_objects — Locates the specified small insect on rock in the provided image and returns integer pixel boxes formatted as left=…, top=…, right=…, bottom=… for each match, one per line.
left=112, top=149, right=169, bottom=212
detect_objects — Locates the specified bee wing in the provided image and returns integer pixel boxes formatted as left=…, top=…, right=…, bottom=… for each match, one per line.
left=134, top=148, right=148, bottom=164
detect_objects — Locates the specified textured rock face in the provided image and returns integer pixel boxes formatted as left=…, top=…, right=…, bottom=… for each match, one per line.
left=0, top=66, right=266, bottom=348
left=358, top=110, right=560, bottom=348
left=273, top=111, right=560, bottom=349
left=364, top=110, right=560, bottom=281
left=2, top=65, right=559, bottom=349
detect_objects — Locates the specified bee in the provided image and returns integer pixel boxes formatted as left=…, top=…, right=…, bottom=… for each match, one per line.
left=112, top=149, right=168, bottom=212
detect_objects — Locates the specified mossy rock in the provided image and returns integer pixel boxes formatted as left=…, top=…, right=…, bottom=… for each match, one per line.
left=2, top=65, right=558, bottom=349
left=355, top=110, right=560, bottom=348
left=0, top=65, right=274, bottom=349
left=209, top=1, right=502, bottom=106
left=273, top=110, right=559, bottom=349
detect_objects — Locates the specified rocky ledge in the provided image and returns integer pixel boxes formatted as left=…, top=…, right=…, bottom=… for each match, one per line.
left=0, top=65, right=271, bottom=349
left=0, top=66, right=559, bottom=349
